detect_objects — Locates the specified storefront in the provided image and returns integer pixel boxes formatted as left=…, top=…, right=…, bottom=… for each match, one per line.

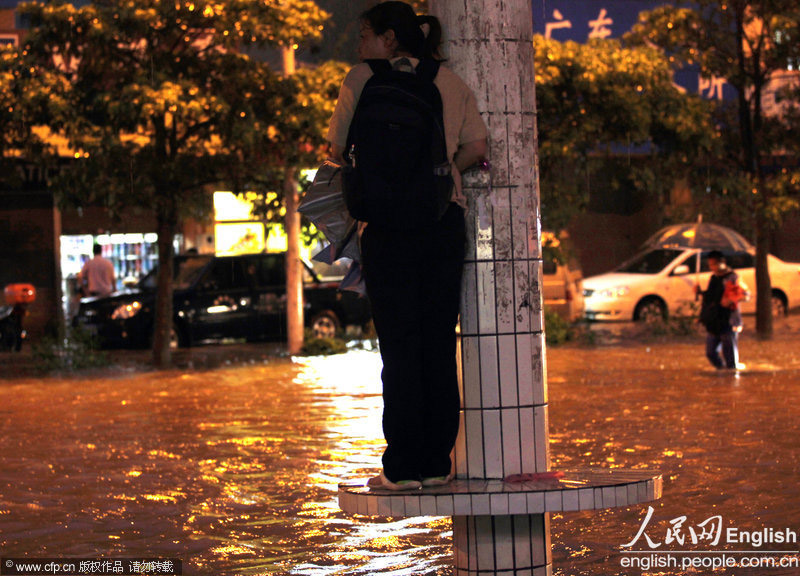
left=50, top=181, right=325, bottom=323
left=213, top=191, right=270, bottom=255
left=59, top=232, right=183, bottom=319
left=61, top=233, right=159, bottom=287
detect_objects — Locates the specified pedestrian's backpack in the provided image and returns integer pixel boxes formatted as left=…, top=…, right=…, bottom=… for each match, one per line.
left=342, top=57, right=453, bottom=229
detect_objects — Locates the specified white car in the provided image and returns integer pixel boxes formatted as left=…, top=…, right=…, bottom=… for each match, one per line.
left=583, top=247, right=800, bottom=322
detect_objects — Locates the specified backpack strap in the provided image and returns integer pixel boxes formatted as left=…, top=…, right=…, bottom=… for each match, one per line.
left=365, top=59, right=393, bottom=75
left=365, top=58, right=441, bottom=82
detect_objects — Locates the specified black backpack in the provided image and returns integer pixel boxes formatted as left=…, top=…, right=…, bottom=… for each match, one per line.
left=342, top=58, right=453, bottom=230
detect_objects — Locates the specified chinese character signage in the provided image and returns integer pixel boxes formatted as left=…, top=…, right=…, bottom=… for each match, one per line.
left=532, top=0, right=735, bottom=101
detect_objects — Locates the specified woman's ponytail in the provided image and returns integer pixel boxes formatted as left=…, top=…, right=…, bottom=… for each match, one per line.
left=417, top=14, right=444, bottom=61
left=360, top=2, right=446, bottom=61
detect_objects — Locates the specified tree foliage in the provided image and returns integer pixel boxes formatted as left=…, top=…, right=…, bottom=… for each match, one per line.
left=626, top=0, right=800, bottom=225
left=20, top=0, right=329, bottom=365
left=247, top=59, right=349, bottom=226
left=533, top=35, right=715, bottom=230
left=22, top=0, right=328, bottom=209
left=0, top=44, right=70, bottom=185
left=626, top=0, right=800, bottom=337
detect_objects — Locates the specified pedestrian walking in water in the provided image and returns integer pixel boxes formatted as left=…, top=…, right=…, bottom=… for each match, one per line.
left=697, top=250, right=748, bottom=370
left=327, top=1, right=487, bottom=490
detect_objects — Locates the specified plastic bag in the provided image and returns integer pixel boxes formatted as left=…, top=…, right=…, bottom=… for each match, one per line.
left=299, top=160, right=357, bottom=261
left=300, top=160, right=365, bottom=296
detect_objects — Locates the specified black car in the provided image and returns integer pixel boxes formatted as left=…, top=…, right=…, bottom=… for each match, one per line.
left=73, top=253, right=371, bottom=348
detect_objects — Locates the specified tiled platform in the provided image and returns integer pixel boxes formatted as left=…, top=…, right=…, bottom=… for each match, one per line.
left=338, top=469, right=662, bottom=518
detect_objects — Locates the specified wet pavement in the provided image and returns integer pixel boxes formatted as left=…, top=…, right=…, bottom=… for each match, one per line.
left=1, top=316, right=800, bottom=575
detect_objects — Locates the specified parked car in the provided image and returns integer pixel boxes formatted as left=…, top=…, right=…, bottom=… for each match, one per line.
left=583, top=247, right=800, bottom=322
left=543, top=257, right=585, bottom=322
left=73, top=252, right=371, bottom=348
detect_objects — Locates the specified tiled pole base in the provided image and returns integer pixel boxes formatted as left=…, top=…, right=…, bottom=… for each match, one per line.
left=338, top=470, right=663, bottom=517
left=454, top=514, right=551, bottom=576
left=338, top=470, right=663, bottom=573
left=338, top=471, right=663, bottom=574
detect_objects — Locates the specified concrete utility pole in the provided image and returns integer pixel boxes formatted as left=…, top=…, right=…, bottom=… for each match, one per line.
left=433, top=0, right=545, bottom=474
left=337, top=3, right=661, bottom=574
left=282, top=45, right=304, bottom=355
left=432, top=0, right=551, bottom=572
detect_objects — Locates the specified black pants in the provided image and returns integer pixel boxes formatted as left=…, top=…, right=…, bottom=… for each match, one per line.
left=361, top=204, right=465, bottom=482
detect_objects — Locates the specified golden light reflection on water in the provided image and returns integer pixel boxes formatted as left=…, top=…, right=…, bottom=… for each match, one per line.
left=147, top=449, right=181, bottom=459
left=6, top=339, right=800, bottom=575
left=127, top=350, right=453, bottom=575
left=279, top=351, right=454, bottom=575
left=209, top=543, right=256, bottom=557
left=142, top=490, right=185, bottom=504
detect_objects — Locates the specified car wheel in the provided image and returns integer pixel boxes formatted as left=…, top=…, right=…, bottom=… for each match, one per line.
left=772, top=291, right=788, bottom=318
left=311, top=312, right=340, bottom=339
left=634, top=298, right=666, bottom=323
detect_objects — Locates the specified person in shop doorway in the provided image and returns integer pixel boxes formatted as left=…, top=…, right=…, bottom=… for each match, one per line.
left=696, top=250, right=748, bottom=370
left=79, top=244, right=116, bottom=297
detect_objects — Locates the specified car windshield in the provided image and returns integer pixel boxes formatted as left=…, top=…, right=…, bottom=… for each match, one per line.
left=615, top=249, right=684, bottom=274
left=138, top=256, right=212, bottom=290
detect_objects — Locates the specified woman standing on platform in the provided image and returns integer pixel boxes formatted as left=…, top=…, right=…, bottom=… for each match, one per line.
left=327, top=1, right=488, bottom=490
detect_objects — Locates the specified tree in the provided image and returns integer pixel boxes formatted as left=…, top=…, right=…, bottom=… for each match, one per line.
left=0, top=44, right=69, bottom=187
left=773, top=78, right=800, bottom=215
left=240, top=57, right=347, bottom=352
left=533, top=35, right=715, bottom=231
left=626, top=0, right=800, bottom=338
left=21, top=0, right=328, bottom=366
left=283, top=57, right=349, bottom=353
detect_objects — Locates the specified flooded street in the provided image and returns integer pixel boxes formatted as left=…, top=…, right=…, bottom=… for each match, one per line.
left=2, top=319, right=800, bottom=575
left=547, top=323, right=800, bottom=576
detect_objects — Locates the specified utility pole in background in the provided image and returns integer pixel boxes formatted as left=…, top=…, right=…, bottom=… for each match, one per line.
left=282, top=45, right=304, bottom=355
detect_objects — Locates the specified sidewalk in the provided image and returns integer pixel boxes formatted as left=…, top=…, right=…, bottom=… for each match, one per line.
left=2, top=340, right=289, bottom=380
left=4, top=313, right=799, bottom=380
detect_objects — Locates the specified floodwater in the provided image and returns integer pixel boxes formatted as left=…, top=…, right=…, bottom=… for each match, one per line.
left=1, top=320, right=800, bottom=576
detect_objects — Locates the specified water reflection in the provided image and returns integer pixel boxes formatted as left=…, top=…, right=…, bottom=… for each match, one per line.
left=0, top=352, right=453, bottom=575
left=548, top=336, right=800, bottom=576
left=2, top=334, right=800, bottom=575
left=286, top=352, right=453, bottom=576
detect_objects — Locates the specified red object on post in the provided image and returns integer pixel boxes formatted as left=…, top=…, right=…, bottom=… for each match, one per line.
left=4, top=284, right=36, bottom=305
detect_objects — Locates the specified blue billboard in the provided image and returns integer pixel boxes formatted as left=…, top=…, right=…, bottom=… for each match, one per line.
left=531, top=0, right=736, bottom=101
